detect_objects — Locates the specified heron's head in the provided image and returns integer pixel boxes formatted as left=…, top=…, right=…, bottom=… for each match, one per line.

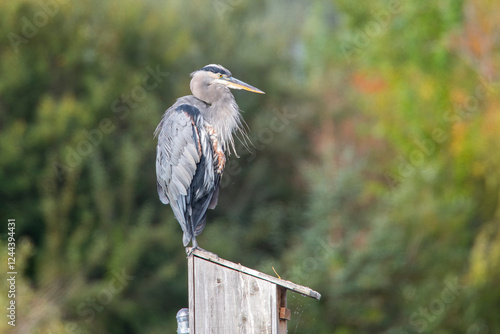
left=190, top=64, right=264, bottom=104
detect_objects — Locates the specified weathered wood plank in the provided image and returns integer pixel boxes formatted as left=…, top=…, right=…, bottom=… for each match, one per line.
left=187, top=247, right=321, bottom=300
left=188, top=253, right=196, bottom=333
left=271, top=285, right=278, bottom=333
left=191, top=254, right=275, bottom=333
left=277, top=286, right=288, bottom=334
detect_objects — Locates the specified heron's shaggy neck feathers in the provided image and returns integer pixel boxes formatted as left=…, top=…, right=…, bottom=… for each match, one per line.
left=207, top=93, right=243, bottom=155
left=190, top=73, right=244, bottom=155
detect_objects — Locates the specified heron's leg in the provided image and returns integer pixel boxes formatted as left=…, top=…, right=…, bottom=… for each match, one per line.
left=185, top=237, right=200, bottom=257
left=192, top=237, right=199, bottom=249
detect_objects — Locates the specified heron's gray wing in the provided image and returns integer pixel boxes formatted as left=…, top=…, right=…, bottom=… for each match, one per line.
left=155, top=103, right=220, bottom=245
left=155, top=106, right=201, bottom=205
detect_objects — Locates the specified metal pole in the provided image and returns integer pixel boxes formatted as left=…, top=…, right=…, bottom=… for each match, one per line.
left=176, top=308, right=189, bottom=334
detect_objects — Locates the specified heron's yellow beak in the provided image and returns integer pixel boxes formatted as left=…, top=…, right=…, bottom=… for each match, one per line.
left=215, top=77, right=265, bottom=94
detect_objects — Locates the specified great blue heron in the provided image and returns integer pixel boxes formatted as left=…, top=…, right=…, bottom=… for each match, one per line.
left=155, top=64, right=264, bottom=252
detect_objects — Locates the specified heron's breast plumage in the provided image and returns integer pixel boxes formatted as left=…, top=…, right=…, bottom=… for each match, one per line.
left=204, top=123, right=226, bottom=174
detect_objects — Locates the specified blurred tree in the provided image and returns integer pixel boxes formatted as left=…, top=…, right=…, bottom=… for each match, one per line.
left=285, top=0, right=500, bottom=333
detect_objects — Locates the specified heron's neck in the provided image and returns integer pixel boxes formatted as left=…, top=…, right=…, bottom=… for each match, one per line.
left=205, top=94, right=241, bottom=153
left=190, top=77, right=243, bottom=153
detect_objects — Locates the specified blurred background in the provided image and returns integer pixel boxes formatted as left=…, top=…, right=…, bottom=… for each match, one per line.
left=1, top=0, right=499, bottom=333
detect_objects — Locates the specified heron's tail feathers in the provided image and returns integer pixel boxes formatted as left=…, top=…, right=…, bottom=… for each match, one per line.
left=194, top=213, right=208, bottom=237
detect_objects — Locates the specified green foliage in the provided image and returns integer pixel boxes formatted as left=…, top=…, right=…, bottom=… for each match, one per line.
left=1, top=0, right=500, bottom=333
left=285, top=0, right=500, bottom=333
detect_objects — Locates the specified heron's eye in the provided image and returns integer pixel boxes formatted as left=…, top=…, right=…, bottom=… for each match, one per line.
left=219, top=74, right=223, bottom=78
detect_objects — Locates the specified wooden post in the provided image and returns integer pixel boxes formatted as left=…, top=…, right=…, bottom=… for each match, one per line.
left=277, top=286, right=289, bottom=333
left=187, top=248, right=320, bottom=334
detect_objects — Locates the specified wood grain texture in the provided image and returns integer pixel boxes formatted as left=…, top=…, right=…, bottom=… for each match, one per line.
left=191, top=255, right=274, bottom=333
left=188, top=254, right=196, bottom=333
left=187, top=248, right=321, bottom=333
left=187, top=247, right=321, bottom=300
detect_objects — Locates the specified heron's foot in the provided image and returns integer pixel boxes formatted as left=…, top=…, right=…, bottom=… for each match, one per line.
left=185, top=245, right=219, bottom=260
left=185, top=246, right=200, bottom=257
